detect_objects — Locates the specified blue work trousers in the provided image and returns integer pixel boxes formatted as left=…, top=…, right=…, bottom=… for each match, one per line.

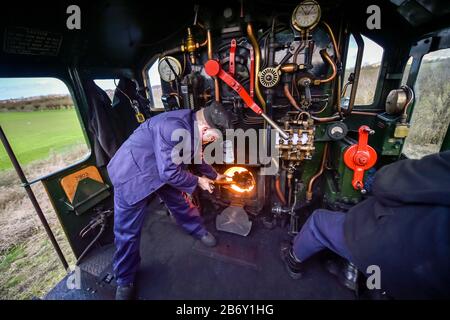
left=113, top=184, right=207, bottom=286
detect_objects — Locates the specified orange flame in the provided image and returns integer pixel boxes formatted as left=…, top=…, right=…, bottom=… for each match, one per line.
left=223, top=166, right=255, bottom=193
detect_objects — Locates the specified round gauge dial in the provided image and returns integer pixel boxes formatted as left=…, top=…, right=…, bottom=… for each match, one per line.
left=292, top=0, right=321, bottom=31
left=158, top=56, right=182, bottom=82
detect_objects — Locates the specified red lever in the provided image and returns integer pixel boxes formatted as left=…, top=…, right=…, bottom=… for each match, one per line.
left=205, top=59, right=263, bottom=115
left=229, top=39, right=237, bottom=76
left=343, top=125, right=377, bottom=191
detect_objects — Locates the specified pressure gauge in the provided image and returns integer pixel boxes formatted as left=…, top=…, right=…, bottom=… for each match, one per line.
left=327, top=122, right=348, bottom=141
left=292, top=0, right=321, bottom=31
left=158, top=56, right=182, bottom=82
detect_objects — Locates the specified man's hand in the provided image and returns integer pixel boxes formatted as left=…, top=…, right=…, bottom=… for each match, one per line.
left=198, top=176, right=214, bottom=193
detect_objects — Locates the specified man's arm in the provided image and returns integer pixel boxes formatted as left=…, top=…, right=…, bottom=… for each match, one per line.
left=373, top=151, right=450, bottom=207
left=197, top=157, right=218, bottom=180
left=153, top=119, right=199, bottom=194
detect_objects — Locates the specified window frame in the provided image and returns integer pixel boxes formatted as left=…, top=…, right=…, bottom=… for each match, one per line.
left=342, top=32, right=386, bottom=110
left=401, top=47, right=450, bottom=159
left=142, top=56, right=165, bottom=112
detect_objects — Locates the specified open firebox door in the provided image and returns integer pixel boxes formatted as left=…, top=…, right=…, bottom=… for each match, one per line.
left=215, top=167, right=256, bottom=236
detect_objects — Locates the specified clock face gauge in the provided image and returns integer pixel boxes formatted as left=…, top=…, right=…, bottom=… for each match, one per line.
left=292, top=0, right=321, bottom=31
left=158, top=56, right=182, bottom=82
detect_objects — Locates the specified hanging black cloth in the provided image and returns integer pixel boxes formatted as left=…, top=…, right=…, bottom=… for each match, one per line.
left=84, top=80, right=126, bottom=167
left=112, top=77, right=152, bottom=139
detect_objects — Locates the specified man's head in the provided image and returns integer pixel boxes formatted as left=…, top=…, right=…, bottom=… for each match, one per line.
left=196, top=102, right=234, bottom=145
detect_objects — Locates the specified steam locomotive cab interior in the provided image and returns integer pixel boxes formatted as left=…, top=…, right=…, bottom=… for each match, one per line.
left=1, top=0, right=449, bottom=299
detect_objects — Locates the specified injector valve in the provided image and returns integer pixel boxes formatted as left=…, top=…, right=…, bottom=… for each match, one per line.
left=343, top=125, right=377, bottom=192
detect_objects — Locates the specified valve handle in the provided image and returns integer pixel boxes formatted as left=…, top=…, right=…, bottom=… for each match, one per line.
left=204, top=59, right=290, bottom=139
left=343, top=125, right=377, bottom=191
left=205, top=59, right=263, bottom=115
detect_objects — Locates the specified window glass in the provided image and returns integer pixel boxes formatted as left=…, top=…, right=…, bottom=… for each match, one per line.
left=147, top=60, right=164, bottom=110
left=343, top=34, right=384, bottom=106
left=0, top=77, right=80, bottom=298
left=93, top=79, right=118, bottom=100
left=0, top=77, right=89, bottom=179
left=401, top=57, right=413, bottom=86
left=402, top=48, right=450, bottom=158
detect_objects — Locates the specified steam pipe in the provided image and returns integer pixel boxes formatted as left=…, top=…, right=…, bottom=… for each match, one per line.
left=322, top=21, right=341, bottom=62
left=207, top=29, right=220, bottom=102
left=284, top=83, right=301, bottom=111
left=311, top=114, right=342, bottom=123
left=306, top=143, right=329, bottom=201
left=275, top=176, right=287, bottom=205
left=247, top=22, right=266, bottom=111
left=336, top=72, right=343, bottom=117
left=316, top=50, right=337, bottom=84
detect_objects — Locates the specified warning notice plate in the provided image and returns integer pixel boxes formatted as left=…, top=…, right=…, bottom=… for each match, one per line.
left=4, top=27, right=62, bottom=56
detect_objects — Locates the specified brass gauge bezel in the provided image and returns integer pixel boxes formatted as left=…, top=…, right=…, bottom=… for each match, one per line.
left=291, top=0, right=322, bottom=32
left=158, top=56, right=182, bottom=82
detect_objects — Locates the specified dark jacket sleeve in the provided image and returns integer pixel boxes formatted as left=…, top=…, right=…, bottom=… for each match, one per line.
left=373, top=151, right=450, bottom=207
left=344, top=151, right=450, bottom=299
left=152, top=118, right=198, bottom=194
left=197, top=157, right=218, bottom=180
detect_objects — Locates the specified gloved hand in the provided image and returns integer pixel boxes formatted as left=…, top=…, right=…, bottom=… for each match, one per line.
left=198, top=176, right=214, bottom=193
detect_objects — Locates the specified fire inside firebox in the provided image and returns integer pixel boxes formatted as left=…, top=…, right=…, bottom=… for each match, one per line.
left=223, top=166, right=255, bottom=193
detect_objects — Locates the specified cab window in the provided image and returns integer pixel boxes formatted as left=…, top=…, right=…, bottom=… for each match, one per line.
left=0, top=77, right=90, bottom=179
left=146, top=59, right=164, bottom=110
left=402, top=48, right=450, bottom=159
left=343, top=34, right=384, bottom=106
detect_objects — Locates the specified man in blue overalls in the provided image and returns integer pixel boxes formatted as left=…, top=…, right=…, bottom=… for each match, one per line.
left=107, top=102, right=233, bottom=299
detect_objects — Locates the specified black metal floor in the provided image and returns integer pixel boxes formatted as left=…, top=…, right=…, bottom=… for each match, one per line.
left=46, top=202, right=355, bottom=300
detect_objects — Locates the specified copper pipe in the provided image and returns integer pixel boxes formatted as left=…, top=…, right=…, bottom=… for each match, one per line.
left=280, top=63, right=298, bottom=73
left=316, top=50, right=337, bottom=84
left=284, top=83, right=301, bottom=111
left=207, top=29, right=213, bottom=60
left=306, top=143, right=329, bottom=201
left=322, top=21, right=341, bottom=62
left=311, top=114, right=342, bottom=123
left=247, top=22, right=266, bottom=111
left=275, top=176, right=287, bottom=205
left=336, top=72, right=343, bottom=117
left=321, top=22, right=342, bottom=116
left=351, top=111, right=379, bottom=116
left=207, top=29, right=220, bottom=102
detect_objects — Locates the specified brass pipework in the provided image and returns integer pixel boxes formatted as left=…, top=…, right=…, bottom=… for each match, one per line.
left=275, top=175, right=287, bottom=205
left=181, top=27, right=208, bottom=64
left=246, top=22, right=266, bottom=111
left=280, top=63, right=299, bottom=73
left=206, top=29, right=220, bottom=102
left=306, top=143, right=329, bottom=201
left=284, top=83, right=301, bottom=111
left=313, top=50, right=337, bottom=85
left=322, top=21, right=341, bottom=62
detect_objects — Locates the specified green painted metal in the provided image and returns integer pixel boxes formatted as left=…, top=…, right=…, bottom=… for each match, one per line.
left=370, top=113, right=404, bottom=157
left=323, top=140, right=362, bottom=205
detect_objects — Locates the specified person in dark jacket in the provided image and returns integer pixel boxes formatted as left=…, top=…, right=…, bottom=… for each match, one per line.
left=107, top=102, right=233, bottom=300
left=281, top=151, right=450, bottom=299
